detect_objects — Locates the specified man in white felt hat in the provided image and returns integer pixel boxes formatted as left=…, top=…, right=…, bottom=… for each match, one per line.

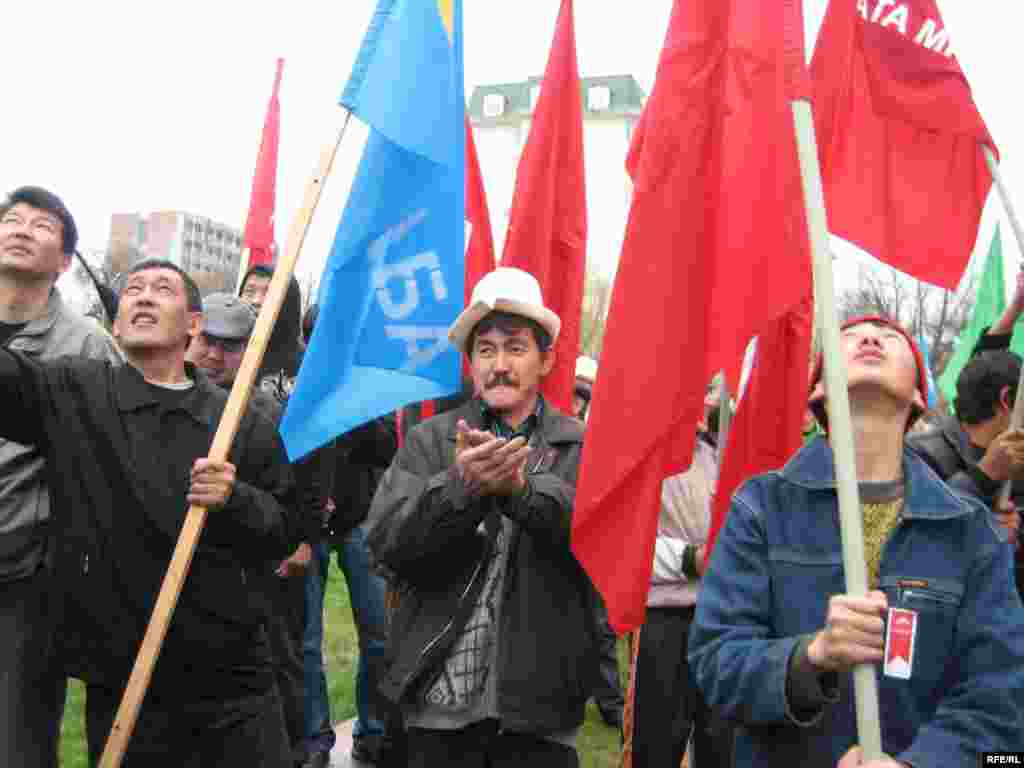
left=367, top=267, right=599, bottom=767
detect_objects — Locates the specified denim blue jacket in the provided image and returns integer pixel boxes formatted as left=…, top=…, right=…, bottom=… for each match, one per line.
left=689, top=437, right=1024, bottom=768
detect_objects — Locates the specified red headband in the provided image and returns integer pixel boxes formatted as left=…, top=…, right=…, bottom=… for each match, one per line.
left=809, top=315, right=928, bottom=430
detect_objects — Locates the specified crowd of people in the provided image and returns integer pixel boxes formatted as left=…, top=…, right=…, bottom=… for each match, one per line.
left=1, top=184, right=1022, bottom=768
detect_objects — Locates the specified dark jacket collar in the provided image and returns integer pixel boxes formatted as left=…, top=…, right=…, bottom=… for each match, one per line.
left=781, top=435, right=969, bottom=520
left=445, top=397, right=583, bottom=446
left=115, top=361, right=222, bottom=427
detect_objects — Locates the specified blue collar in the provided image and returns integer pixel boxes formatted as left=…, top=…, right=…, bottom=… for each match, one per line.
left=780, top=436, right=970, bottom=520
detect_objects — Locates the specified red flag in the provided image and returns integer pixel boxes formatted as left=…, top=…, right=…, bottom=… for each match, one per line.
left=705, top=297, right=812, bottom=562
left=465, top=118, right=495, bottom=303
left=572, top=0, right=813, bottom=633
left=242, top=58, right=284, bottom=269
left=811, top=0, right=995, bottom=289
left=501, top=0, right=586, bottom=414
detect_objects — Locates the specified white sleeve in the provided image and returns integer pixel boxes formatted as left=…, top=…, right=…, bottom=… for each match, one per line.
left=651, top=537, right=688, bottom=583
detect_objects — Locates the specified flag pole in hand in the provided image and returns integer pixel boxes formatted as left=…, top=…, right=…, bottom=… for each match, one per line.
left=99, top=110, right=351, bottom=768
left=790, top=96, right=884, bottom=762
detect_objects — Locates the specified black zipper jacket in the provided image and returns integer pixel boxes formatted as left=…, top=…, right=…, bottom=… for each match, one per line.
left=366, top=399, right=599, bottom=735
left=908, top=414, right=1024, bottom=598
left=0, top=349, right=295, bottom=693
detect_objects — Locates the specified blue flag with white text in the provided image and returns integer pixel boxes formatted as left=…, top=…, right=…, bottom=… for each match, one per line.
left=281, top=0, right=465, bottom=460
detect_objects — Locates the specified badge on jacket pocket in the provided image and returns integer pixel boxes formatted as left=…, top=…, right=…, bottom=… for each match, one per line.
left=883, top=608, right=917, bottom=679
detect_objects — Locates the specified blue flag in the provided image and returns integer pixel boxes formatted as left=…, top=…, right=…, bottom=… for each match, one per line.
left=281, top=0, right=465, bottom=460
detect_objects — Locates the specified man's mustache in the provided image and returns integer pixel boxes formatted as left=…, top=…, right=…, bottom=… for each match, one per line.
left=486, top=372, right=517, bottom=389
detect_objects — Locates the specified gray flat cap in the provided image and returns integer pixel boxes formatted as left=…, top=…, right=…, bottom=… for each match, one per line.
left=202, top=293, right=257, bottom=340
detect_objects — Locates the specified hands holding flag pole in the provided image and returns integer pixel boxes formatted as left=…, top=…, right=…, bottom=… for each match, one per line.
left=98, top=110, right=352, bottom=768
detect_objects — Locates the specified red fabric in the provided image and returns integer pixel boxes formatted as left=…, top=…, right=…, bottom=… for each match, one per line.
left=811, top=0, right=995, bottom=289
left=463, top=119, right=496, bottom=379
left=464, top=119, right=495, bottom=304
left=705, top=298, right=813, bottom=563
left=242, top=58, right=284, bottom=268
left=572, top=0, right=813, bottom=634
left=500, top=0, right=586, bottom=415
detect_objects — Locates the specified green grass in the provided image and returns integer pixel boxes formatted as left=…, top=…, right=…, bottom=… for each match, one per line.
left=58, top=564, right=623, bottom=766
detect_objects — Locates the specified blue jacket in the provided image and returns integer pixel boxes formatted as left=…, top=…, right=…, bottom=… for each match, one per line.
left=689, top=437, right=1024, bottom=768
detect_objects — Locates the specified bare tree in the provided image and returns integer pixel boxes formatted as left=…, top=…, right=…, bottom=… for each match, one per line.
left=580, top=270, right=613, bottom=359
left=837, top=262, right=976, bottom=379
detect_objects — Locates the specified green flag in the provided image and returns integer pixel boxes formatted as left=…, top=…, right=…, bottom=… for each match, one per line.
left=938, top=226, right=1005, bottom=407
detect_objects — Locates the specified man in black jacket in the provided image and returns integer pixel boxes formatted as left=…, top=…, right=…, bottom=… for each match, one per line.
left=0, top=258, right=296, bottom=766
left=367, top=267, right=598, bottom=768
left=908, top=350, right=1024, bottom=596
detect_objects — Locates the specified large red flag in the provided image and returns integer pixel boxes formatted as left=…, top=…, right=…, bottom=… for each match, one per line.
left=465, top=118, right=495, bottom=303
left=501, top=0, right=586, bottom=414
left=705, top=297, right=813, bottom=563
left=811, top=0, right=995, bottom=289
left=572, top=0, right=813, bottom=633
left=242, top=58, right=284, bottom=269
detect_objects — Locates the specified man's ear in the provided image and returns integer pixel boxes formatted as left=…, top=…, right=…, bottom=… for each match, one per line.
left=539, top=347, right=556, bottom=377
left=187, top=311, right=203, bottom=342
left=1000, top=385, right=1014, bottom=414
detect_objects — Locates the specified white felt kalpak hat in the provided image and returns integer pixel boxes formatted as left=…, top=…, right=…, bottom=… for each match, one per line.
left=448, top=267, right=561, bottom=354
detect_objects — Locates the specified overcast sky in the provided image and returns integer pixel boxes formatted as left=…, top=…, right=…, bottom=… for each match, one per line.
left=4, top=1, right=1022, bottom=294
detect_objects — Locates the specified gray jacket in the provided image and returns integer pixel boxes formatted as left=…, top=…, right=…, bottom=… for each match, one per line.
left=0, top=289, right=121, bottom=580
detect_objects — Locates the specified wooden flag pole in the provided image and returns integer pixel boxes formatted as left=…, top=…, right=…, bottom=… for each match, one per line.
left=983, top=146, right=1024, bottom=507
left=984, top=148, right=1024, bottom=259
left=791, top=99, right=884, bottom=760
left=235, top=246, right=251, bottom=294
left=99, top=109, right=351, bottom=768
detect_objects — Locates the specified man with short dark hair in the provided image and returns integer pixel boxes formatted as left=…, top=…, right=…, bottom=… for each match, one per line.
left=690, top=317, right=1024, bottom=768
left=909, top=350, right=1024, bottom=596
left=0, top=258, right=297, bottom=766
left=367, top=267, right=598, bottom=767
left=0, top=185, right=121, bottom=767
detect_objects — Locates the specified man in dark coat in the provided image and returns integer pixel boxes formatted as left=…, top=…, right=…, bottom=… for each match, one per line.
left=366, top=267, right=598, bottom=768
left=908, top=350, right=1024, bottom=597
left=0, top=258, right=296, bottom=766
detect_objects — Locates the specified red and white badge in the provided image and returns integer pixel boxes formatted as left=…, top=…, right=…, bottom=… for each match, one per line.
left=883, top=608, right=917, bottom=680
